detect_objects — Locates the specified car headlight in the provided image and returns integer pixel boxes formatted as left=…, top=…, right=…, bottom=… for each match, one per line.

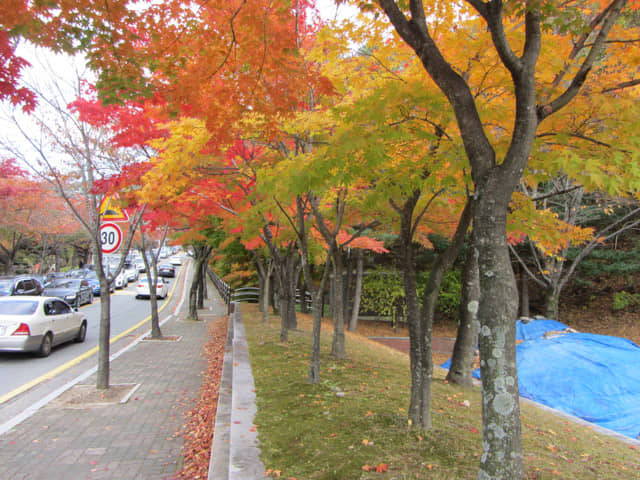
left=65, top=294, right=76, bottom=300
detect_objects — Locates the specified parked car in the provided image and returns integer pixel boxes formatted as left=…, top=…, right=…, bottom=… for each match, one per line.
left=168, top=254, right=184, bottom=266
left=0, top=296, right=87, bottom=357
left=86, top=273, right=114, bottom=296
left=67, top=268, right=93, bottom=279
left=107, top=269, right=128, bottom=289
left=135, top=277, right=169, bottom=299
left=133, top=257, right=146, bottom=273
left=42, top=272, right=67, bottom=286
left=0, top=275, right=44, bottom=297
left=158, top=263, right=176, bottom=278
left=123, top=262, right=139, bottom=283
left=42, top=279, right=93, bottom=307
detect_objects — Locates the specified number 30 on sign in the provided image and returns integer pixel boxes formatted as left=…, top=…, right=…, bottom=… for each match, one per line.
left=100, top=222, right=123, bottom=254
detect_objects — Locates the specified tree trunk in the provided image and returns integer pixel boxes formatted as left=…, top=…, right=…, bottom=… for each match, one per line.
left=299, top=277, right=309, bottom=314
left=255, top=256, right=266, bottom=312
left=307, top=294, right=324, bottom=383
left=403, top=237, right=425, bottom=428
left=520, top=267, right=530, bottom=318
left=544, top=284, right=560, bottom=320
left=394, top=191, right=426, bottom=428
left=475, top=173, right=523, bottom=479
left=262, top=268, right=271, bottom=324
left=345, top=252, right=354, bottom=320
left=197, top=258, right=206, bottom=309
left=189, top=264, right=200, bottom=320
left=96, top=274, right=111, bottom=390
left=144, top=252, right=163, bottom=339
left=148, top=279, right=162, bottom=338
left=416, top=199, right=474, bottom=429
left=271, top=278, right=279, bottom=315
left=266, top=242, right=298, bottom=342
left=446, top=236, right=479, bottom=388
left=189, top=245, right=212, bottom=320
left=278, top=290, right=290, bottom=342
left=286, top=258, right=299, bottom=331
left=330, top=252, right=347, bottom=359
left=138, top=231, right=165, bottom=340
left=348, top=248, right=364, bottom=332
left=272, top=247, right=299, bottom=341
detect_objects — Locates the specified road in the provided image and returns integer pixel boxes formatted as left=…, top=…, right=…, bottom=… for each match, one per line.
left=0, top=262, right=189, bottom=404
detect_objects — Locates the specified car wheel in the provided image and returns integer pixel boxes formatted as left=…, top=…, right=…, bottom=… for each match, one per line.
left=74, top=322, right=87, bottom=343
left=37, top=333, right=53, bottom=357
left=88, top=292, right=93, bottom=304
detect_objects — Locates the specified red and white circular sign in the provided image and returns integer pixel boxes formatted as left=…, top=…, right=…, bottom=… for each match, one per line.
left=100, top=222, right=123, bottom=254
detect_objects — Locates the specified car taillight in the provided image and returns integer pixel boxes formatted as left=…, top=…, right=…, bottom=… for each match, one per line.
left=12, top=323, right=30, bottom=336
left=137, top=283, right=144, bottom=288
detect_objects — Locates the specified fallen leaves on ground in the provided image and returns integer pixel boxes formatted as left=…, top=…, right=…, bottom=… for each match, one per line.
left=361, top=463, right=389, bottom=473
left=173, top=318, right=228, bottom=479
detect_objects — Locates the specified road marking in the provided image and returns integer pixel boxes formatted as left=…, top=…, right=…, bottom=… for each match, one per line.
left=0, top=269, right=184, bottom=405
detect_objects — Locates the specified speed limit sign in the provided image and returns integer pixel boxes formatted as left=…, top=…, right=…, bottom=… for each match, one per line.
left=100, top=222, right=123, bottom=254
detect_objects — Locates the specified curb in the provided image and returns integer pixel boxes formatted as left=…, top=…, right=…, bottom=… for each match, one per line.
left=209, top=303, right=268, bottom=480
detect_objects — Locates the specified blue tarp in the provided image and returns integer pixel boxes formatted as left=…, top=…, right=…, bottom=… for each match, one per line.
left=441, top=318, right=640, bottom=440
left=515, top=318, right=573, bottom=341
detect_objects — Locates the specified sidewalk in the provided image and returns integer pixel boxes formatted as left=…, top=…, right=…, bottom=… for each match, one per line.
left=0, top=281, right=228, bottom=479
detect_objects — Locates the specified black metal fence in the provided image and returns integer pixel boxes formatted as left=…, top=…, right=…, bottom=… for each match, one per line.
left=208, top=270, right=232, bottom=313
left=207, top=269, right=315, bottom=314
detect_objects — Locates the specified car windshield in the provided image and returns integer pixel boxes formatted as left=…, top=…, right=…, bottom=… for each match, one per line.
left=0, top=299, right=39, bottom=315
left=49, top=279, right=80, bottom=289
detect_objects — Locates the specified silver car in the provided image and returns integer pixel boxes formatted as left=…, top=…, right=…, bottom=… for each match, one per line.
left=0, top=296, right=87, bottom=357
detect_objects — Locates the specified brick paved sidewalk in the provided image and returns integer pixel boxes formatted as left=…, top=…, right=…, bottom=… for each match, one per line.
left=0, top=288, right=228, bottom=480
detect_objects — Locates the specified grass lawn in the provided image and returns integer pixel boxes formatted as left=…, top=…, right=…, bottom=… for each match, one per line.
left=241, top=305, right=640, bottom=479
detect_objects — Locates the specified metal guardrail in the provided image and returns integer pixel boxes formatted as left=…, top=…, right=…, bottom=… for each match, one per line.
left=208, top=270, right=232, bottom=313
left=207, top=269, right=315, bottom=315
left=296, top=288, right=313, bottom=311
left=231, top=287, right=260, bottom=303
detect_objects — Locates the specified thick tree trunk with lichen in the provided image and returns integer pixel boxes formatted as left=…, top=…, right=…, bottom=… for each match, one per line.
left=475, top=172, right=523, bottom=479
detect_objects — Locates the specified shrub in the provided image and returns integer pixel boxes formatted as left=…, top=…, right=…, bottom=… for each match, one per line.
left=436, top=269, right=462, bottom=317
left=360, top=267, right=463, bottom=320
left=612, top=291, right=640, bottom=311
left=360, top=269, right=404, bottom=317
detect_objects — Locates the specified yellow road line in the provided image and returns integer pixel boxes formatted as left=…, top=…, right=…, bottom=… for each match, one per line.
left=0, top=271, right=182, bottom=405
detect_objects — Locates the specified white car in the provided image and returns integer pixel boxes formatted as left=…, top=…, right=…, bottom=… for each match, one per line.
left=109, top=270, right=128, bottom=289
left=168, top=255, right=184, bottom=266
left=0, top=296, right=87, bottom=357
left=123, top=262, right=139, bottom=282
left=135, top=277, right=169, bottom=299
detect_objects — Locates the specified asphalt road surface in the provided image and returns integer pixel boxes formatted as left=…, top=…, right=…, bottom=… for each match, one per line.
left=0, top=266, right=185, bottom=404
